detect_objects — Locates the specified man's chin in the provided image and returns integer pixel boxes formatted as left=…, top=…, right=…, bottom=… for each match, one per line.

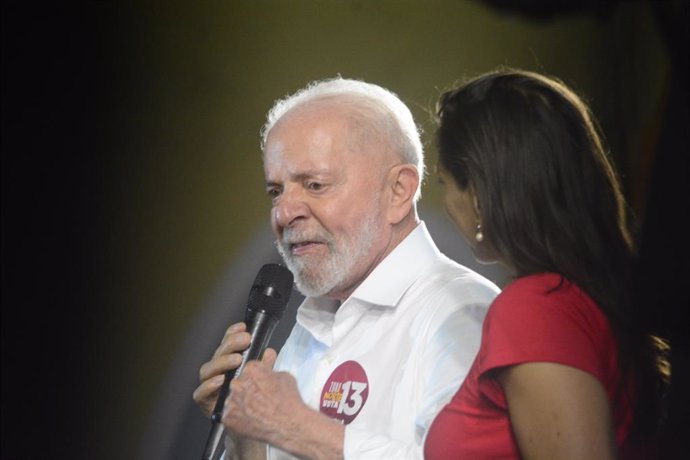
left=290, top=266, right=336, bottom=298
left=294, top=279, right=330, bottom=298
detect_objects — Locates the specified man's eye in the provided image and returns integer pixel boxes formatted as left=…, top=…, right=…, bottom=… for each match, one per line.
left=267, top=188, right=281, bottom=199
left=306, top=182, right=323, bottom=191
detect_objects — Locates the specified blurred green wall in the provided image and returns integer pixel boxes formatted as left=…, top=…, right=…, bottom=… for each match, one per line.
left=93, top=1, right=668, bottom=457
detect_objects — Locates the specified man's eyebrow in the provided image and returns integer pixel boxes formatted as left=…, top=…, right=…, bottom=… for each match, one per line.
left=266, top=169, right=332, bottom=186
left=292, top=170, right=330, bottom=181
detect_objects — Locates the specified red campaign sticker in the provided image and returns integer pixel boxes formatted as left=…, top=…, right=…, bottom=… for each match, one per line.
left=319, top=360, right=369, bottom=425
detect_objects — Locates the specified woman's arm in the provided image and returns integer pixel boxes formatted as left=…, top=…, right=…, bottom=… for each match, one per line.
left=497, top=362, right=618, bottom=460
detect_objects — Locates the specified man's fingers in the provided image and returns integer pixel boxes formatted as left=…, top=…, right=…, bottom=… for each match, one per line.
left=199, top=353, right=243, bottom=382
left=193, top=374, right=225, bottom=403
left=262, top=348, right=278, bottom=368
left=212, top=330, right=252, bottom=358
left=192, top=374, right=226, bottom=416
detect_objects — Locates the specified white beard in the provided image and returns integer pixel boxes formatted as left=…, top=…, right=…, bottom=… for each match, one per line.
left=276, top=207, right=381, bottom=298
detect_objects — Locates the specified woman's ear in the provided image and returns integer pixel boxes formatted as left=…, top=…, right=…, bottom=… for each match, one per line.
left=386, top=164, right=419, bottom=224
left=472, top=190, right=481, bottom=216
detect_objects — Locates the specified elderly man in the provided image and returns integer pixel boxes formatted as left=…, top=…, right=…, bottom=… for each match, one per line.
left=193, top=78, right=499, bottom=459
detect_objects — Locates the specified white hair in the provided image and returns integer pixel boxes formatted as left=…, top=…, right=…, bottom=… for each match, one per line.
left=260, top=77, right=425, bottom=202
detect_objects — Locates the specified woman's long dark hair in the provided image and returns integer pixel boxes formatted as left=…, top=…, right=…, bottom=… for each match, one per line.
left=436, top=68, right=667, bottom=437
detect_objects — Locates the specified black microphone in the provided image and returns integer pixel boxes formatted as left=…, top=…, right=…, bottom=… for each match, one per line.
left=202, top=263, right=294, bottom=460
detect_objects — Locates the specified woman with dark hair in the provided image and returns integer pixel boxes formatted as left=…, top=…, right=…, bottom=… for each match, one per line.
left=424, top=69, right=668, bottom=459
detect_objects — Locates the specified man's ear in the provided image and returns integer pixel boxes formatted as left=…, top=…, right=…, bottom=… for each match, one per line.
left=386, top=164, right=419, bottom=224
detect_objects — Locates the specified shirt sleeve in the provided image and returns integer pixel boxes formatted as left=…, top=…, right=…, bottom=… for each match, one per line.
left=478, top=276, right=610, bottom=383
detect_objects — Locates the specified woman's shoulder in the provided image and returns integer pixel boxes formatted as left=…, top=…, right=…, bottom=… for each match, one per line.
left=494, top=272, right=563, bottom=305
left=491, top=272, right=601, bottom=322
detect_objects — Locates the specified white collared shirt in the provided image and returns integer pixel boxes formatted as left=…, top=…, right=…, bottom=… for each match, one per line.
left=270, top=222, right=500, bottom=459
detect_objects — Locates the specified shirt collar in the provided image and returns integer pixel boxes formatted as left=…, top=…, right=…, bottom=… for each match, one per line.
left=295, top=221, right=441, bottom=345
left=349, top=221, right=440, bottom=307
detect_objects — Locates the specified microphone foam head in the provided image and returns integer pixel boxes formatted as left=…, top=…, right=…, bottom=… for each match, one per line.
left=247, top=263, right=294, bottom=319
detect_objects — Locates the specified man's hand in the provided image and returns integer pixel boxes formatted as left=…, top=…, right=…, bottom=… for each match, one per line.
left=224, top=354, right=345, bottom=460
left=193, top=322, right=252, bottom=417
left=223, top=349, right=296, bottom=442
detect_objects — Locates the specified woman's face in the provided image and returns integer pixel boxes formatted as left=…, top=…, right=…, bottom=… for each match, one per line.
left=437, top=164, right=478, bottom=246
left=437, top=164, right=499, bottom=264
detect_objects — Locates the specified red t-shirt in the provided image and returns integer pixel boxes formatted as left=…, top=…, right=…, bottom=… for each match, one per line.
left=424, top=273, right=636, bottom=459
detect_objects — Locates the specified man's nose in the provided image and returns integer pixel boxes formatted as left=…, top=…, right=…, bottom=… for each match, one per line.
left=273, top=187, right=309, bottom=229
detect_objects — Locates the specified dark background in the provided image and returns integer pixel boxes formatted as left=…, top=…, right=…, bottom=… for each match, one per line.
left=2, top=1, right=687, bottom=458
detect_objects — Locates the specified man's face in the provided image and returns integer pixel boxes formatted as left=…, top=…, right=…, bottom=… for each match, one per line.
left=263, top=105, right=391, bottom=299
